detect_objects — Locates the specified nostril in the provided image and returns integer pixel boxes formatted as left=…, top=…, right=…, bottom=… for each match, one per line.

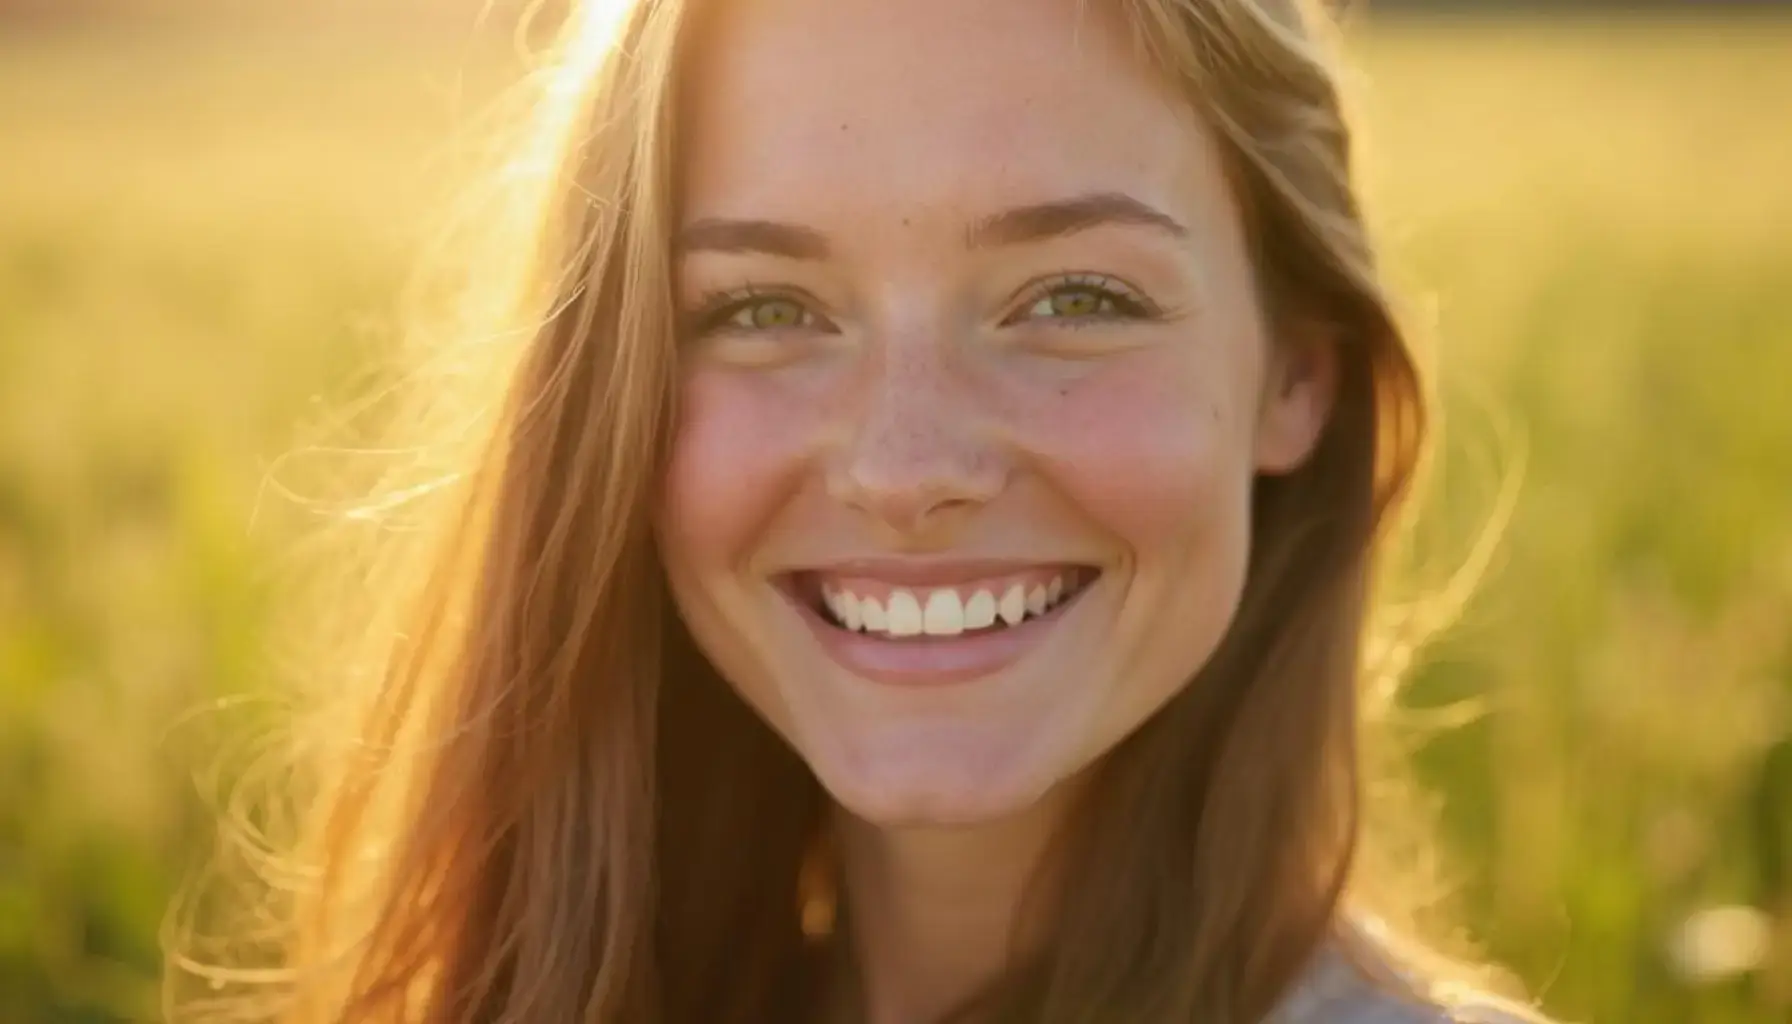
left=825, top=448, right=1008, bottom=534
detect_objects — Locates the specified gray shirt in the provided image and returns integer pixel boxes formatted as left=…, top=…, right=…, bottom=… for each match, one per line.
left=1272, top=931, right=1552, bottom=1024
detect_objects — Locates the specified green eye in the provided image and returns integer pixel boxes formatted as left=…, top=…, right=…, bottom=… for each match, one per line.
left=1017, top=276, right=1150, bottom=324
left=1031, top=287, right=1111, bottom=319
left=727, top=296, right=811, bottom=330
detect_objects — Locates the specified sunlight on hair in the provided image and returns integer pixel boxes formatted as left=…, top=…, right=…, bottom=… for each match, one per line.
left=544, top=0, right=635, bottom=141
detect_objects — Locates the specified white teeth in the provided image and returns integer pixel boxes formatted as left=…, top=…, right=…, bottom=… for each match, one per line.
left=884, top=590, right=923, bottom=637
left=922, top=589, right=965, bottom=636
left=963, top=590, right=997, bottom=630
left=998, top=584, right=1027, bottom=626
left=838, top=591, right=863, bottom=631
left=860, top=595, right=887, bottom=632
left=820, top=574, right=1091, bottom=636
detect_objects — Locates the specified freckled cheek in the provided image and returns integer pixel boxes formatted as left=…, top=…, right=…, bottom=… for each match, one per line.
left=1022, top=365, right=1256, bottom=552
left=660, top=370, right=819, bottom=570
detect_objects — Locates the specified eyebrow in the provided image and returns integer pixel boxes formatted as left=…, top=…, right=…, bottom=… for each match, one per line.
left=674, top=218, right=831, bottom=261
left=966, top=191, right=1188, bottom=249
left=674, top=191, right=1186, bottom=261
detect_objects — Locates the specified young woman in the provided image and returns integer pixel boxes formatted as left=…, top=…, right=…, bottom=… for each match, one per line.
left=175, top=0, right=1552, bottom=1021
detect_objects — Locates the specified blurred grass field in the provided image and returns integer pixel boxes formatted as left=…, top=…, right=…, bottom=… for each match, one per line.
left=2, top=14, right=1790, bottom=1024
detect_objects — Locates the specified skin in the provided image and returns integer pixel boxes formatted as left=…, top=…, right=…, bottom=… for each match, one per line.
left=656, top=0, right=1336, bottom=1019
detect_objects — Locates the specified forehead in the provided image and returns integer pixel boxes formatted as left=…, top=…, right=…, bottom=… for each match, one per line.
left=678, top=0, right=1232, bottom=231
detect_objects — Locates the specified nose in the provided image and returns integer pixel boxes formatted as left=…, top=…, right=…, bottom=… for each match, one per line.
left=825, top=343, right=1007, bottom=538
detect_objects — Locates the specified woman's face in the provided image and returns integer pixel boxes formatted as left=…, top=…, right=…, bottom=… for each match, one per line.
left=658, top=0, right=1332, bottom=826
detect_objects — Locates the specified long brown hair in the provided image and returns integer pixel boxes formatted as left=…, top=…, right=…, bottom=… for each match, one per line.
left=170, top=1, right=1445, bottom=1021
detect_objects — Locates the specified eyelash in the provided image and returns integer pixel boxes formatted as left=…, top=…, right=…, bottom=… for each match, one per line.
left=1003, top=274, right=1157, bottom=327
left=682, top=274, right=1157, bottom=338
left=684, top=286, right=827, bottom=338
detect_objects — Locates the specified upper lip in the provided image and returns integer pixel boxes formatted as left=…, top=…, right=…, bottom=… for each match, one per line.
left=778, top=558, right=1099, bottom=586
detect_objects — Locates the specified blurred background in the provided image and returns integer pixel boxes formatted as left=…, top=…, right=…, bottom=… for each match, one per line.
left=1, top=0, right=1788, bottom=1021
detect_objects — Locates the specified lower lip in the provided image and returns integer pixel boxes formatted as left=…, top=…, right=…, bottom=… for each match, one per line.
left=785, top=583, right=1092, bottom=687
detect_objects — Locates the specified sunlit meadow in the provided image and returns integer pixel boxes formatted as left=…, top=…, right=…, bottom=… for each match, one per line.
left=1, top=13, right=1788, bottom=1023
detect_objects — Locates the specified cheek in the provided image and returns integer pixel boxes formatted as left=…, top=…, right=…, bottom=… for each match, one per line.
left=1033, top=350, right=1263, bottom=757
left=659, top=367, right=814, bottom=575
left=1025, top=351, right=1259, bottom=554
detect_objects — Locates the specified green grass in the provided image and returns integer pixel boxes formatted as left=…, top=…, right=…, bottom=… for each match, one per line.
left=2, top=17, right=1789, bottom=1024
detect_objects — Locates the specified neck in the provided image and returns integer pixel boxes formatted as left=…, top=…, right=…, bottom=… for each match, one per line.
left=828, top=783, right=1081, bottom=1024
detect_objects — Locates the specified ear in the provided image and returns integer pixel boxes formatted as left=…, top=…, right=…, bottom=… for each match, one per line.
left=1253, top=321, right=1339, bottom=475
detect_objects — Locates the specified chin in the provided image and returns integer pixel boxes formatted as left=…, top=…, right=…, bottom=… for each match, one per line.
left=803, top=719, right=1072, bottom=828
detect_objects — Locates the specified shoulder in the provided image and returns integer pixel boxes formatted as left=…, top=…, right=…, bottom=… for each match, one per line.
left=1285, top=992, right=1547, bottom=1024
left=1272, top=923, right=1559, bottom=1024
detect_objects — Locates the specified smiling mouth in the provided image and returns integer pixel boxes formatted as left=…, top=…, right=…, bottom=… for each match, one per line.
left=783, top=565, right=1099, bottom=640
